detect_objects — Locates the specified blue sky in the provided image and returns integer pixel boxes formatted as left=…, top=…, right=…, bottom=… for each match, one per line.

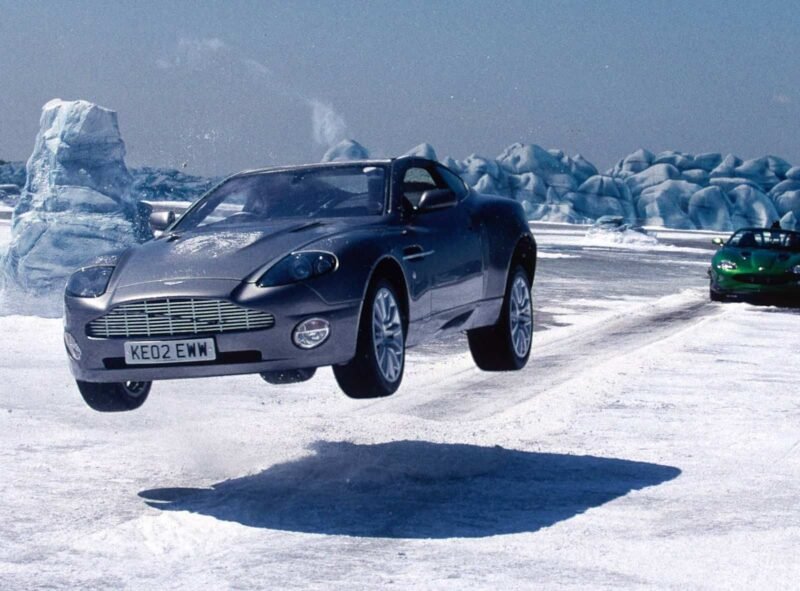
left=1, top=0, right=799, bottom=174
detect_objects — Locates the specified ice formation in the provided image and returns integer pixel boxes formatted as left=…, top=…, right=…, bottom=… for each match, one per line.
left=457, top=147, right=800, bottom=231
left=0, top=161, right=26, bottom=187
left=321, top=139, right=370, bottom=162
left=333, top=141, right=800, bottom=232
left=1, top=99, right=139, bottom=302
left=4, top=96, right=800, bottom=310
left=129, top=167, right=220, bottom=203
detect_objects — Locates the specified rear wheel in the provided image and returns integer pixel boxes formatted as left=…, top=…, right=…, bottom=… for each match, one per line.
left=468, top=265, right=533, bottom=371
left=76, top=380, right=151, bottom=412
left=333, top=279, right=405, bottom=399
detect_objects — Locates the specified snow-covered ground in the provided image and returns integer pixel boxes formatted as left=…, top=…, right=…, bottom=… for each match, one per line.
left=2, top=222, right=800, bottom=589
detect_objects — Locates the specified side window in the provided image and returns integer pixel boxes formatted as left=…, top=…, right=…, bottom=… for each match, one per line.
left=436, top=165, right=469, bottom=200
left=402, top=167, right=440, bottom=208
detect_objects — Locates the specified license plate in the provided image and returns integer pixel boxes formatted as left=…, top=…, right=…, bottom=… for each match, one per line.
left=124, top=338, right=216, bottom=365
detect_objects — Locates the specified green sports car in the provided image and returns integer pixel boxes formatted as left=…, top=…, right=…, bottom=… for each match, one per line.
left=709, top=227, right=800, bottom=302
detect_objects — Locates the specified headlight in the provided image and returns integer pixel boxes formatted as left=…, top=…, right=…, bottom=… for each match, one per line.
left=793, top=265, right=800, bottom=274
left=65, top=266, right=115, bottom=297
left=717, top=260, right=737, bottom=271
left=257, top=252, right=338, bottom=287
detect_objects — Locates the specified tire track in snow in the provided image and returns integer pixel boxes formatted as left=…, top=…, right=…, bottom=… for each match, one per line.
left=366, top=290, right=725, bottom=421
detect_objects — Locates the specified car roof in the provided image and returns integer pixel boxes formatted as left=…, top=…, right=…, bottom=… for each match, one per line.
left=235, top=156, right=438, bottom=177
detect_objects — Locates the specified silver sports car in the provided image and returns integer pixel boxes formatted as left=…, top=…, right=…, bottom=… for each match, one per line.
left=64, top=156, right=536, bottom=411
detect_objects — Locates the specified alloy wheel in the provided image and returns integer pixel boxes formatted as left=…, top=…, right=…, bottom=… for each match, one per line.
left=509, top=275, right=532, bottom=358
left=372, top=287, right=404, bottom=383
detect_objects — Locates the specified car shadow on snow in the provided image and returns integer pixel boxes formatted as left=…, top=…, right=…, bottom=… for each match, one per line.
left=139, top=440, right=680, bottom=539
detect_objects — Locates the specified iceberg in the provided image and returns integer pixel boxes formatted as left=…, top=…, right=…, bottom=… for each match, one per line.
left=313, top=138, right=797, bottom=232
left=786, top=166, right=800, bottom=180
left=772, top=189, right=800, bottom=218
left=608, top=149, right=654, bottom=177
left=636, top=180, right=700, bottom=229
left=625, top=163, right=682, bottom=196
left=402, top=143, right=438, bottom=161
left=320, top=139, right=799, bottom=232
left=2, top=99, right=139, bottom=311
left=692, top=152, right=723, bottom=172
left=496, top=143, right=573, bottom=183
left=780, top=211, right=799, bottom=231
left=130, top=166, right=220, bottom=203
left=321, top=139, right=370, bottom=162
left=0, top=183, right=21, bottom=207
left=688, top=187, right=732, bottom=231
left=0, top=161, right=26, bottom=187
left=653, top=150, right=697, bottom=171
left=727, top=185, right=780, bottom=229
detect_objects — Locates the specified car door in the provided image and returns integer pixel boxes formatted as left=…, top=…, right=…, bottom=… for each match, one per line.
left=400, top=162, right=484, bottom=316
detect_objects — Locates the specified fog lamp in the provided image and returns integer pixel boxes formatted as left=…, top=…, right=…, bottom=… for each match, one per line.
left=293, top=318, right=330, bottom=349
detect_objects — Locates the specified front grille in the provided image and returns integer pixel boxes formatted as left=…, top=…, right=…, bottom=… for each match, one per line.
left=734, top=273, right=795, bottom=285
left=87, top=298, right=275, bottom=338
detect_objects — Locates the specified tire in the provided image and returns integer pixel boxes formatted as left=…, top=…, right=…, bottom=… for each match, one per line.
left=333, top=278, right=405, bottom=399
left=709, top=281, right=725, bottom=302
left=76, top=380, right=151, bottom=412
left=468, top=265, right=533, bottom=371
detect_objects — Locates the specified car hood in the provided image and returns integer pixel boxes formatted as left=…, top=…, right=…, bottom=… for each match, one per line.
left=718, top=247, right=800, bottom=272
left=114, top=219, right=372, bottom=287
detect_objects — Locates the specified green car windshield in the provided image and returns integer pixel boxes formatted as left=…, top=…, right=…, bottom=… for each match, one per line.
left=728, top=229, right=800, bottom=251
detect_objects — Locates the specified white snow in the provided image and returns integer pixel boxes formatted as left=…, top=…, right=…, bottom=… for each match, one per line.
left=2, top=225, right=799, bottom=588
left=584, top=226, right=658, bottom=247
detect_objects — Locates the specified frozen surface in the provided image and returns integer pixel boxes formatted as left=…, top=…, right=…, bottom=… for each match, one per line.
left=2, top=226, right=800, bottom=588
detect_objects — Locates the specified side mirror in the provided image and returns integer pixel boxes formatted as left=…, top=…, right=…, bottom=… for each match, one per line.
left=417, top=188, right=457, bottom=213
left=711, top=237, right=724, bottom=247
left=149, top=210, right=177, bottom=235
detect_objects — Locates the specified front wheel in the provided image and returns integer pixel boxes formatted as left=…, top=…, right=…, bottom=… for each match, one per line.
left=76, top=380, right=151, bottom=412
left=333, top=279, right=405, bottom=399
left=709, top=281, right=725, bottom=302
left=468, top=265, right=533, bottom=371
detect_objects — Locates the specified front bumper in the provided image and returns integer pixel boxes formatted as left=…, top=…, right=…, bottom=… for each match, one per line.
left=64, top=279, right=361, bottom=383
left=711, top=270, right=800, bottom=300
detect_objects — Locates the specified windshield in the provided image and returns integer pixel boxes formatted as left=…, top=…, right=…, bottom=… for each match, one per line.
left=728, top=229, right=800, bottom=251
left=173, top=165, right=387, bottom=231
